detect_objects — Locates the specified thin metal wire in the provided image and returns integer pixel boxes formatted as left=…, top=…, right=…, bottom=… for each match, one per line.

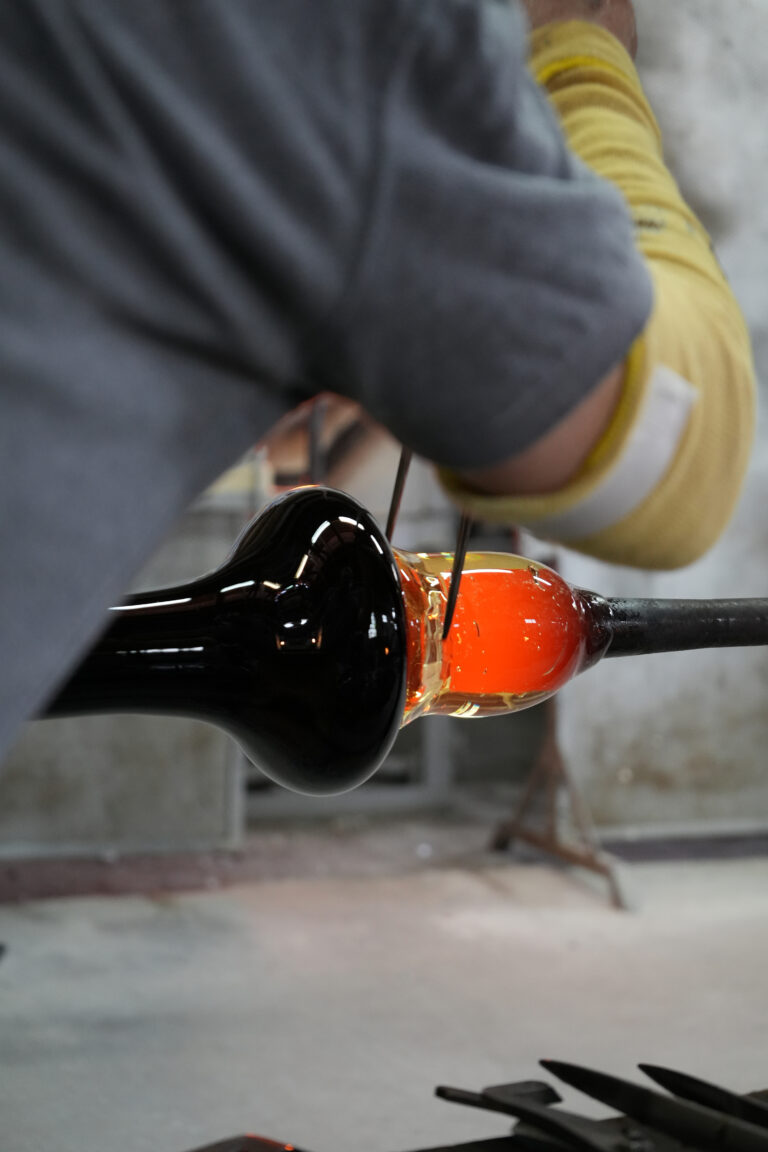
left=385, top=447, right=413, bottom=540
left=442, top=512, right=472, bottom=640
left=385, top=446, right=471, bottom=638
left=307, top=396, right=326, bottom=484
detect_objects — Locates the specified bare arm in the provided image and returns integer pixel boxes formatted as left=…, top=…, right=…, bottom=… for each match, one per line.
left=459, top=360, right=626, bottom=496
left=518, top=0, right=637, bottom=57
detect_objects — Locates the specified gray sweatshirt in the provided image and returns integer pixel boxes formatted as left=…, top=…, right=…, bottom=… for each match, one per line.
left=0, top=0, right=651, bottom=756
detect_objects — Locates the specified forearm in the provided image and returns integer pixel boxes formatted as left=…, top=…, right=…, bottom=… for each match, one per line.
left=456, top=360, right=626, bottom=496
left=444, top=20, right=756, bottom=568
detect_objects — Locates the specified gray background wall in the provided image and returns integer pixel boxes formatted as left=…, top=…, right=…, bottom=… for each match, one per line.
left=0, top=511, right=244, bottom=857
left=1, top=0, right=766, bottom=855
left=558, top=0, right=768, bottom=833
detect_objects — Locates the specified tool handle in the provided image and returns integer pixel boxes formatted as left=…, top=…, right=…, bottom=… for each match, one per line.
left=595, top=597, right=768, bottom=656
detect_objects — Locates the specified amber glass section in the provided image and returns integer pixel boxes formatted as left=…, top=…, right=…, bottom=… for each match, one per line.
left=395, top=550, right=600, bottom=722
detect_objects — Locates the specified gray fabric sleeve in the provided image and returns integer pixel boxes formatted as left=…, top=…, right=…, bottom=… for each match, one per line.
left=325, top=0, right=653, bottom=469
left=0, top=0, right=375, bottom=758
left=0, top=0, right=652, bottom=761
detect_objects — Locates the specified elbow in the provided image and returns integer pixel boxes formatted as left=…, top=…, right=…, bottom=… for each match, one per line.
left=566, top=368, right=756, bottom=571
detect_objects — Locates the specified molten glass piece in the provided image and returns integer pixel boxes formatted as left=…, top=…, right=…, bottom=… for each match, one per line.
left=43, top=486, right=768, bottom=795
left=397, top=550, right=605, bottom=723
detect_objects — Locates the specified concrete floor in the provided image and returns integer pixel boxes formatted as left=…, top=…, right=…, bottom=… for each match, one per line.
left=2, top=837, right=768, bottom=1152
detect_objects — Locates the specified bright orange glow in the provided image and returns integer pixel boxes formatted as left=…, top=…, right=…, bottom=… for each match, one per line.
left=396, top=550, right=590, bottom=720
left=243, top=1137, right=295, bottom=1150
left=445, top=566, right=584, bottom=695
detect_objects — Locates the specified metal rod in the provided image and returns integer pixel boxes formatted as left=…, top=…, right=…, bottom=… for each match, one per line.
left=442, top=513, right=472, bottom=640
left=307, top=396, right=327, bottom=484
left=599, top=597, right=768, bottom=656
left=385, top=448, right=413, bottom=540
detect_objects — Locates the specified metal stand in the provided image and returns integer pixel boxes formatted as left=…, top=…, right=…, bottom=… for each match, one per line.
left=489, top=694, right=627, bottom=908
left=387, top=461, right=626, bottom=908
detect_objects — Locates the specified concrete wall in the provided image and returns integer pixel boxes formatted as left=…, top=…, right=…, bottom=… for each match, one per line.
left=558, top=0, right=768, bottom=832
left=0, top=511, right=245, bottom=858
left=0, top=436, right=474, bottom=856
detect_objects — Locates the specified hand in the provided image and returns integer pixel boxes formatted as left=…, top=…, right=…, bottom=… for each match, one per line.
left=518, top=0, right=638, bottom=58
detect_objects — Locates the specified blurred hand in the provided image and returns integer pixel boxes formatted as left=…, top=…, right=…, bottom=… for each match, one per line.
left=518, top=0, right=638, bottom=58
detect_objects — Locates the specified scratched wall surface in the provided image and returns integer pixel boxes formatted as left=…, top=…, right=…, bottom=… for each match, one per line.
left=558, top=0, right=768, bottom=829
left=0, top=513, right=241, bottom=857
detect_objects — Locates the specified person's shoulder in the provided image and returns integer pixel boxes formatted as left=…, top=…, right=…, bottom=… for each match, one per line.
left=354, top=0, right=528, bottom=69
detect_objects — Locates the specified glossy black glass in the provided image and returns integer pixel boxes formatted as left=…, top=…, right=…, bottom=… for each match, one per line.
left=44, top=488, right=408, bottom=795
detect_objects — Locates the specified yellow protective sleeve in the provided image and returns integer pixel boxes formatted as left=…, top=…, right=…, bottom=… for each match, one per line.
left=439, top=20, right=756, bottom=569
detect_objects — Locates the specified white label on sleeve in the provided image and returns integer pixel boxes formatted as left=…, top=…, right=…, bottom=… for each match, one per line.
left=526, top=364, right=698, bottom=541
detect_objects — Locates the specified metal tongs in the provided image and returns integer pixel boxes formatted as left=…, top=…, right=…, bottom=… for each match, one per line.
left=385, top=446, right=472, bottom=640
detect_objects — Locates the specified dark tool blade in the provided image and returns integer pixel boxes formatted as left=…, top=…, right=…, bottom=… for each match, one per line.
left=484, top=1084, right=563, bottom=1111
left=542, top=1061, right=768, bottom=1152
left=640, top=1065, right=768, bottom=1131
left=437, top=1085, right=627, bottom=1152
left=435, top=1083, right=562, bottom=1117
left=437, top=1086, right=530, bottom=1120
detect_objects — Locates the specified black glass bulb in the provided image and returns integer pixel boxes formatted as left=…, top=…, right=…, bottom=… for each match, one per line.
left=44, top=488, right=407, bottom=795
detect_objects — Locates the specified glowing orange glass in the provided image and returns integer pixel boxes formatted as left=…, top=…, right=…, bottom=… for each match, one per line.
left=395, top=551, right=598, bottom=723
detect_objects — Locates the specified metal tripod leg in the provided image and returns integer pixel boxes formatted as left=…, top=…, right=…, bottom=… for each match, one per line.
left=489, top=695, right=628, bottom=910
